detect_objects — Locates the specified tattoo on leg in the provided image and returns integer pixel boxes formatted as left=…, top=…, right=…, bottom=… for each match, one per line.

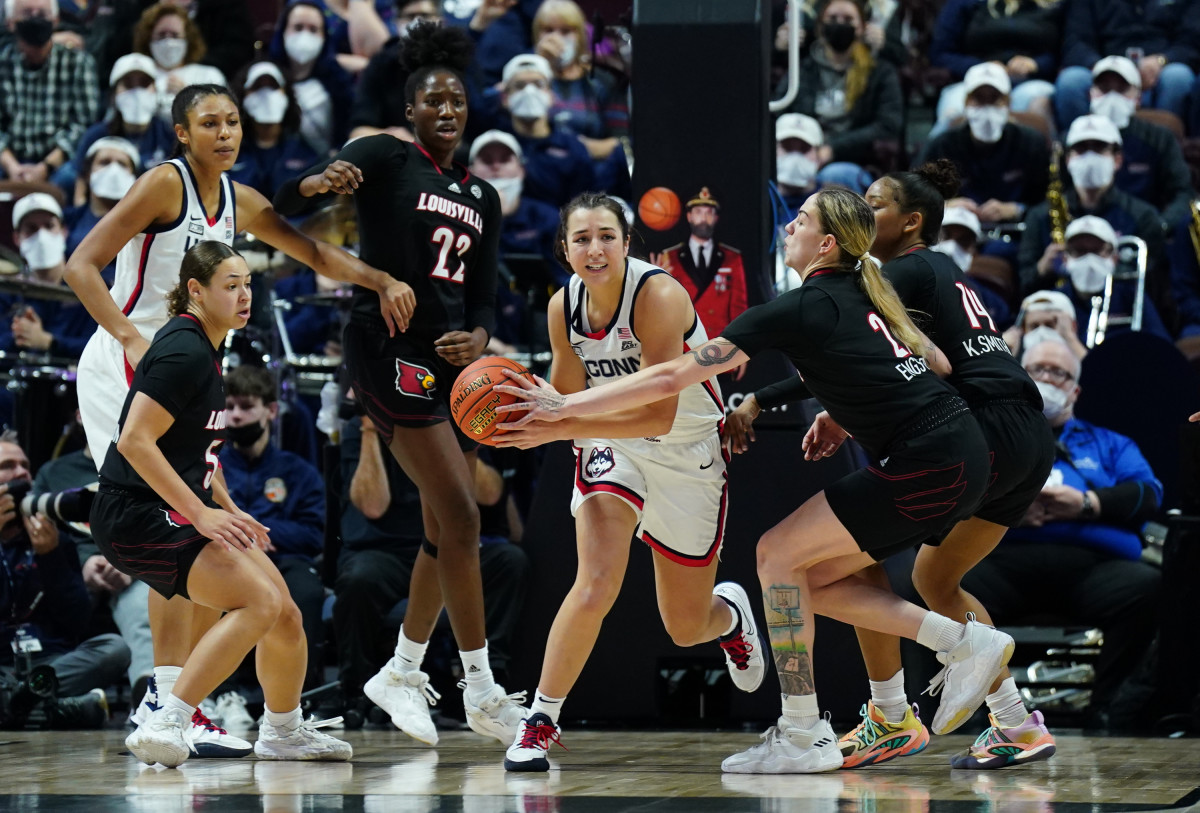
left=689, top=339, right=740, bottom=368
left=765, top=585, right=816, bottom=696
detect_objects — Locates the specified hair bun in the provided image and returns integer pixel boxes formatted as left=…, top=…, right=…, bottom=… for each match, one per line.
left=913, top=159, right=961, bottom=200
left=399, top=20, right=474, bottom=76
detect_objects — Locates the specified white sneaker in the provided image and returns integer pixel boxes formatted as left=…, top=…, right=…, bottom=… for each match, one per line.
left=713, top=581, right=767, bottom=692
left=130, top=676, right=159, bottom=728
left=253, top=716, right=353, bottom=761
left=190, top=708, right=253, bottom=758
left=213, top=692, right=255, bottom=731
left=363, top=659, right=441, bottom=745
left=721, top=716, right=844, bottom=774
left=126, top=706, right=194, bottom=768
left=503, top=711, right=561, bottom=772
left=925, top=614, right=1015, bottom=735
left=460, top=681, right=529, bottom=743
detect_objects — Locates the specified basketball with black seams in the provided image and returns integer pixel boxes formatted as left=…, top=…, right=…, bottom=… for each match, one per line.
left=450, top=356, right=535, bottom=445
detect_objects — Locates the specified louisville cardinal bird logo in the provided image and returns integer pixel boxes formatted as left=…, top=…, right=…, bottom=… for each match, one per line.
left=395, top=360, right=437, bottom=400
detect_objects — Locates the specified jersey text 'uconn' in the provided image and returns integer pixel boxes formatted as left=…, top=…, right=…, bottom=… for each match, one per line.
left=415, top=193, right=483, bottom=233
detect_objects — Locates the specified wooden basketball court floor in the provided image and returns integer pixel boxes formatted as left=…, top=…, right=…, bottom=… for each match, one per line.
left=1, top=727, right=1197, bottom=812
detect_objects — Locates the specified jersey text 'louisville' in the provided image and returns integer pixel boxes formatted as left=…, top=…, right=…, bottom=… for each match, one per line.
left=274, top=136, right=501, bottom=342
left=722, top=269, right=958, bottom=458
left=99, top=315, right=227, bottom=497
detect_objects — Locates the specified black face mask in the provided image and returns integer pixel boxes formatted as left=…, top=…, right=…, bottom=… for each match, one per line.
left=15, top=17, right=54, bottom=48
left=227, top=421, right=267, bottom=447
left=823, top=22, right=857, bottom=53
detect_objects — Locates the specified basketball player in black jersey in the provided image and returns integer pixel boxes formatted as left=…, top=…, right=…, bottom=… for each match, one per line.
left=734, top=163, right=1057, bottom=768
left=91, top=241, right=351, bottom=767
left=274, top=21, right=526, bottom=746
left=498, top=188, right=1014, bottom=774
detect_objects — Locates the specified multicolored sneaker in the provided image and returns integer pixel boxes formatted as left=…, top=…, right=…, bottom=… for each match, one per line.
left=839, top=701, right=930, bottom=768
left=504, top=712, right=565, bottom=773
left=950, top=710, right=1056, bottom=770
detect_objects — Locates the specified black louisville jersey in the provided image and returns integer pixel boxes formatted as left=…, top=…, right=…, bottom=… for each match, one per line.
left=281, top=136, right=501, bottom=342
left=722, top=268, right=958, bottom=458
left=884, top=248, right=1041, bottom=406
left=99, top=315, right=227, bottom=496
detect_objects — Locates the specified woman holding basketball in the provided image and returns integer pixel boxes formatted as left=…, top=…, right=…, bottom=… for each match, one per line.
left=65, top=82, right=413, bottom=756
left=491, top=192, right=764, bottom=772
left=499, top=187, right=1014, bottom=775
left=92, top=241, right=351, bottom=767
left=273, top=22, right=523, bottom=747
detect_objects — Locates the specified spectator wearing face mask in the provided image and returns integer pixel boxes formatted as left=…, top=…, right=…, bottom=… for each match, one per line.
left=774, top=113, right=825, bottom=215
left=131, top=3, right=226, bottom=124
left=0, top=0, right=100, bottom=184
left=63, top=54, right=175, bottom=206
left=63, top=137, right=139, bottom=284
left=1017, top=115, right=1167, bottom=301
left=1085, top=56, right=1192, bottom=225
left=230, top=62, right=319, bottom=200
left=1003, top=289, right=1089, bottom=359
left=928, top=204, right=1012, bottom=327
left=2, top=194, right=97, bottom=359
left=266, top=1, right=355, bottom=156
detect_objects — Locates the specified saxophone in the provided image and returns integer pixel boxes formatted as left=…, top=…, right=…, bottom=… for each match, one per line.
left=1047, top=141, right=1070, bottom=244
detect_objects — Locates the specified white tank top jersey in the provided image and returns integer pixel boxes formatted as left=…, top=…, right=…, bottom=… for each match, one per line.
left=110, top=158, right=237, bottom=337
left=565, top=257, right=724, bottom=444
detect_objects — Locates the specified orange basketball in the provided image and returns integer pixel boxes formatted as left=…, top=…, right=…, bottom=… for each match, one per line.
left=450, top=356, right=535, bottom=445
left=638, top=187, right=681, bottom=231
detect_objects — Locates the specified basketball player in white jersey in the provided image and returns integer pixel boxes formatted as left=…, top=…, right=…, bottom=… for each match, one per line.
left=492, top=193, right=764, bottom=772
left=64, top=84, right=414, bottom=756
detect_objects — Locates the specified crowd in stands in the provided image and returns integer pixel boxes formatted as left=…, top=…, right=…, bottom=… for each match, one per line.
left=0, top=0, right=1193, bottom=731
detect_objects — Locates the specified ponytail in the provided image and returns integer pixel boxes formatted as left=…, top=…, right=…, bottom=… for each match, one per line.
left=858, top=256, right=930, bottom=357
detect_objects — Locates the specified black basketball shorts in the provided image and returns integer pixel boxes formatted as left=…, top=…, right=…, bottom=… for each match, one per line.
left=969, top=399, right=1056, bottom=528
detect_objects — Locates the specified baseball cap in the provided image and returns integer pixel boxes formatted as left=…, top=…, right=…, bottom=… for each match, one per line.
left=502, top=54, right=553, bottom=85
left=941, top=205, right=982, bottom=241
left=109, top=53, right=158, bottom=87
left=1092, top=55, right=1141, bottom=90
left=86, top=136, right=141, bottom=171
left=1020, top=290, right=1078, bottom=318
left=963, top=62, right=1012, bottom=97
left=1066, top=114, right=1123, bottom=148
left=12, top=192, right=63, bottom=229
left=469, top=129, right=523, bottom=164
left=1065, top=214, right=1118, bottom=246
left=775, top=113, right=824, bottom=147
left=245, top=61, right=287, bottom=90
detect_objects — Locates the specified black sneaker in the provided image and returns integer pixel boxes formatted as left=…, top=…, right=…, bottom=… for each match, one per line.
left=47, top=688, right=109, bottom=730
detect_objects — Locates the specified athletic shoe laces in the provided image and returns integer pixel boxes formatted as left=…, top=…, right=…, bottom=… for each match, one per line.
left=518, top=719, right=566, bottom=752
left=192, top=709, right=228, bottom=735
left=719, top=633, right=754, bottom=669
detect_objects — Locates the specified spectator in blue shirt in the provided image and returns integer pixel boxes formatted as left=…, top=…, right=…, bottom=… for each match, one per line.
left=963, top=336, right=1162, bottom=725
left=220, top=366, right=327, bottom=690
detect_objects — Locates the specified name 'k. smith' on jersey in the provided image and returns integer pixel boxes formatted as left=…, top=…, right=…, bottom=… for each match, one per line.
left=110, top=159, right=236, bottom=337
left=565, top=257, right=724, bottom=444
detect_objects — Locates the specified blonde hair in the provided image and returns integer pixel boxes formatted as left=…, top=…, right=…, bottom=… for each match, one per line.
left=813, top=187, right=930, bottom=358
left=532, top=0, right=590, bottom=63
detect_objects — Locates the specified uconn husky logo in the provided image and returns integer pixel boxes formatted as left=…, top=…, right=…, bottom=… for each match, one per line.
left=395, top=360, right=437, bottom=400
left=585, top=447, right=615, bottom=479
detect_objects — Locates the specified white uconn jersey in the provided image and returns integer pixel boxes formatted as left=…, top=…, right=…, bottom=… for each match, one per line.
left=565, top=257, right=724, bottom=444
left=111, top=158, right=237, bottom=336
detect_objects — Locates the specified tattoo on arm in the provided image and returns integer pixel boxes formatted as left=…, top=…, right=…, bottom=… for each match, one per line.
left=689, top=339, right=739, bottom=368
left=765, top=585, right=816, bottom=697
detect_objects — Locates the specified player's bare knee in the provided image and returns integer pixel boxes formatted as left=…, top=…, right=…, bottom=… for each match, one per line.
left=912, top=565, right=955, bottom=607
left=272, top=598, right=305, bottom=643
left=662, top=611, right=708, bottom=647
left=246, top=582, right=283, bottom=630
left=574, top=571, right=622, bottom=615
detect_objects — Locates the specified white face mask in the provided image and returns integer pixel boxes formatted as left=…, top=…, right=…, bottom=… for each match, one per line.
left=1090, top=91, right=1136, bottom=129
left=931, top=238, right=973, bottom=272
left=777, top=151, right=819, bottom=189
left=1023, top=325, right=1067, bottom=352
left=964, top=105, right=1008, bottom=144
left=90, top=163, right=136, bottom=201
left=284, top=31, right=323, bottom=64
left=508, top=85, right=551, bottom=120
left=1064, top=252, right=1115, bottom=293
left=559, top=35, right=577, bottom=67
left=1035, top=379, right=1069, bottom=421
left=1067, top=151, right=1116, bottom=191
left=244, top=88, right=289, bottom=125
left=114, top=87, right=158, bottom=126
left=150, top=38, right=188, bottom=69
left=489, top=176, right=523, bottom=208
left=19, top=228, right=66, bottom=271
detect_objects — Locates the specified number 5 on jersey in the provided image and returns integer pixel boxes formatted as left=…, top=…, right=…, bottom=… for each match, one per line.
left=430, top=227, right=472, bottom=284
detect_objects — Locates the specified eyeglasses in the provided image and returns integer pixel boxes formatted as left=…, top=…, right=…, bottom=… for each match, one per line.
left=1027, top=363, right=1074, bottom=385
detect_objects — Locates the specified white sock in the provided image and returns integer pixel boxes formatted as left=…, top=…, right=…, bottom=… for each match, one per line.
left=531, top=692, right=565, bottom=725
left=264, top=706, right=303, bottom=730
left=716, top=595, right=740, bottom=638
left=460, top=645, right=495, bottom=700
left=162, top=693, right=196, bottom=718
left=916, top=612, right=966, bottom=653
left=781, top=693, right=820, bottom=730
left=393, top=626, right=428, bottom=672
left=152, top=666, right=182, bottom=699
left=986, top=677, right=1028, bottom=729
left=869, top=669, right=909, bottom=724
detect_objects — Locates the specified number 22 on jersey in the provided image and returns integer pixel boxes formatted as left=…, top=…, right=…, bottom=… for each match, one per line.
left=430, top=227, right=472, bottom=284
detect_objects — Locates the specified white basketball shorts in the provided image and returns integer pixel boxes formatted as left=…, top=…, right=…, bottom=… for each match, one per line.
left=77, top=329, right=134, bottom=472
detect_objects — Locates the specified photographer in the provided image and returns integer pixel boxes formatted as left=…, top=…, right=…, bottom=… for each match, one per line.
left=0, top=433, right=129, bottom=729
